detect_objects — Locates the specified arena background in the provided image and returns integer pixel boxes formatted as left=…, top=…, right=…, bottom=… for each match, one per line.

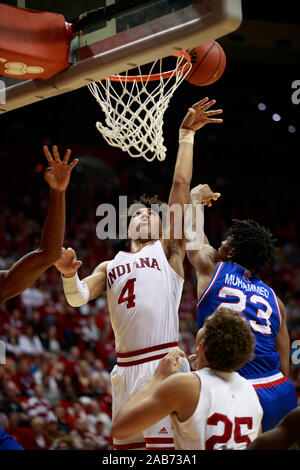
left=0, top=0, right=299, bottom=450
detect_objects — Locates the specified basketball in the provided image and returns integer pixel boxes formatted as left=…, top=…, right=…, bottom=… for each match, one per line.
left=185, top=41, right=226, bottom=86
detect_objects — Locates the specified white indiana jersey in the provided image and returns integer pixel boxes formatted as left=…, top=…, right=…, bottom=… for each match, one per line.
left=171, top=367, right=263, bottom=450
left=106, top=240, right=184, bottom=353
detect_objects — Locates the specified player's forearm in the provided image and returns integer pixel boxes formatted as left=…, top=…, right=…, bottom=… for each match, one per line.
left=172, top=130, right=195, bottom=186
left=39, top=189, right=66, bottom=262
left=61, top=272, right=90, bottom=307
left=168, top=140, right=194, bottom=240
left=279, top=357, right=289, bottom=377
left=185, top=202, right=207, bottom=253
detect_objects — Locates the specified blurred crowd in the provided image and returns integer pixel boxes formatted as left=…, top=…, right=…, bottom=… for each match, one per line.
left=0, top=79, right=299, bottom=449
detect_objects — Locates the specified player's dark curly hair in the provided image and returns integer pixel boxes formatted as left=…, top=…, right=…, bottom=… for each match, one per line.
left=203, top=308, right=255, bottom=372
left=131, top=194, right=165, bottom=210
left=126, top=194, right=166, bottom=227
left=226, top=219, right=277, bottom=273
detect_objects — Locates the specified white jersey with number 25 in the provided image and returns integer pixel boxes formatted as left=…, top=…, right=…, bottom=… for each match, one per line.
left=171, top=367, right=263, bottom=450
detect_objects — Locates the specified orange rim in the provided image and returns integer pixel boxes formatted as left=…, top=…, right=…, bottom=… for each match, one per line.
left=102, top=51, right=191, bottom=82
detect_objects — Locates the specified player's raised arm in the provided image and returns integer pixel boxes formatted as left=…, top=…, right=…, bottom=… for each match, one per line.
left=165, top=98, right=222, bottom=275
left=0, top=146, right=78, bottom=304
left=55, top=247, right=109, bottom=307
left=276, top=298, right=291, bottom=377
left=186, top=184, right=220, bottom=278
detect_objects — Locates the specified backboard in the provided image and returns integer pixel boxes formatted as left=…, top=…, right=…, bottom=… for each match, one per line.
left=0, top=0, right=242, bottom=114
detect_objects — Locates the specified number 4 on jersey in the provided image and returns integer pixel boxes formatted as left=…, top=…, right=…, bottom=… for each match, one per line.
left=118, top=278, right=136, bottom=308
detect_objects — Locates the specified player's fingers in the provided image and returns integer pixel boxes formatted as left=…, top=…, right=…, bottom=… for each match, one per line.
left=63, top=149, right=72, bottom=164
left=213, top=192, right=221, bottom=199
left=207, top=118, right=223, bottom=123
left=201, top=99, right=216, bottom=111
left=52, top=145, right=61, bottom=162
left=188, top=354, right=196, bottom=363
left=205, top=109, right=223, bottom=115
left=174, top=357, right=183, bottom=369
left=43, top=167, right=53, bottom=180
left=165, top=348, right=178, bottom=360
left=172, top=348, right=186, bottom=361
left=66, top=247, right=76, bottom=259
left=166, top=347, right=184, bottom=362
left=73, top=261, right=82, bottom=269
left=68, top=158, right=79, bottom=170
left=43, top=145, right=54, bottom=164
left=193, top=97, right=209, bottom=107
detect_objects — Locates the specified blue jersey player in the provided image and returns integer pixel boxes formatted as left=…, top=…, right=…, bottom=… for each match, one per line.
left=0, top=146, right=78, bottom=450
left=187, top=184, right=297, bottom=432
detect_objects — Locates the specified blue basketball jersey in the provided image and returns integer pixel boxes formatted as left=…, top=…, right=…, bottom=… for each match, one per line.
left=0, top=427, right=23, bottom=450
left=197, top=261, right=282, bottom=379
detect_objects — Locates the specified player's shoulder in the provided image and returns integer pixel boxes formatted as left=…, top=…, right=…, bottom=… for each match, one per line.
left=188, top=244, right=219, bottom=279
left=231, top=371, right=254, bottom=389
left=156, top=372, right=200, bottom=409
left=159, top=372, right=200, bottom=394
left=93, top=260, right=111, bottom=274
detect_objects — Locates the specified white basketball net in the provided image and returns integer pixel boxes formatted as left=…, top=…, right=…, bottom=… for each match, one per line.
left=88, top=53, right=191, bottom=162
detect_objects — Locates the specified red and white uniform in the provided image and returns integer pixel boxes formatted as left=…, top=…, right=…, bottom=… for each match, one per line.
left=106, top=240, right=184, bottom=450
left=171, top=367, right=263, bottom=450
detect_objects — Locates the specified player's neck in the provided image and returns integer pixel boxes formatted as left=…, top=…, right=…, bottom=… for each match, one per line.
left=130, top=239, right=157, bottom=253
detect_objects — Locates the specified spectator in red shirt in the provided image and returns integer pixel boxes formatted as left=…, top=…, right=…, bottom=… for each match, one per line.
left=45, top=416, right=66, bottom=448
left=4, top=412, right=24, bottom=446
left=18, top=417, right=51, bottom=450
left=70, top=417, right=90, bottom=450
left=63, top=346, right=81, bottom=378
left=14, top=357, right=36, bottom=397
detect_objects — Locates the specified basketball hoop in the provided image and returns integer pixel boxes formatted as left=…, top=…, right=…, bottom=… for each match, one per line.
left=88, top=51, right=191, bottom=162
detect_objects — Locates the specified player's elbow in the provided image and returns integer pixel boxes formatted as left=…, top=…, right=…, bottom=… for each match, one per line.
left=111, top=421, right=130, bottom=441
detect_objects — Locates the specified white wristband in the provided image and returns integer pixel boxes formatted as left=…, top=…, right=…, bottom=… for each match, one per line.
left=61, top=273, right=90, bottom=307
left=179, top=128, right=195, bottom=144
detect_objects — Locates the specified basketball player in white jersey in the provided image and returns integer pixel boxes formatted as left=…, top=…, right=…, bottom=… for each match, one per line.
left=112, top=308, right=263, bottom=450
left=54, top=97, right=223, bottom=450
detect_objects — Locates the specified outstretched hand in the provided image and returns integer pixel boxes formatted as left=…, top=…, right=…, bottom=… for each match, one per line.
left=190, top=184, right=221, bottom=207
left=43, top=145, right=79, bottom=192
left=181, top=97, right=223, bottom=132
left=54, top=247, right=82, bottom=278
